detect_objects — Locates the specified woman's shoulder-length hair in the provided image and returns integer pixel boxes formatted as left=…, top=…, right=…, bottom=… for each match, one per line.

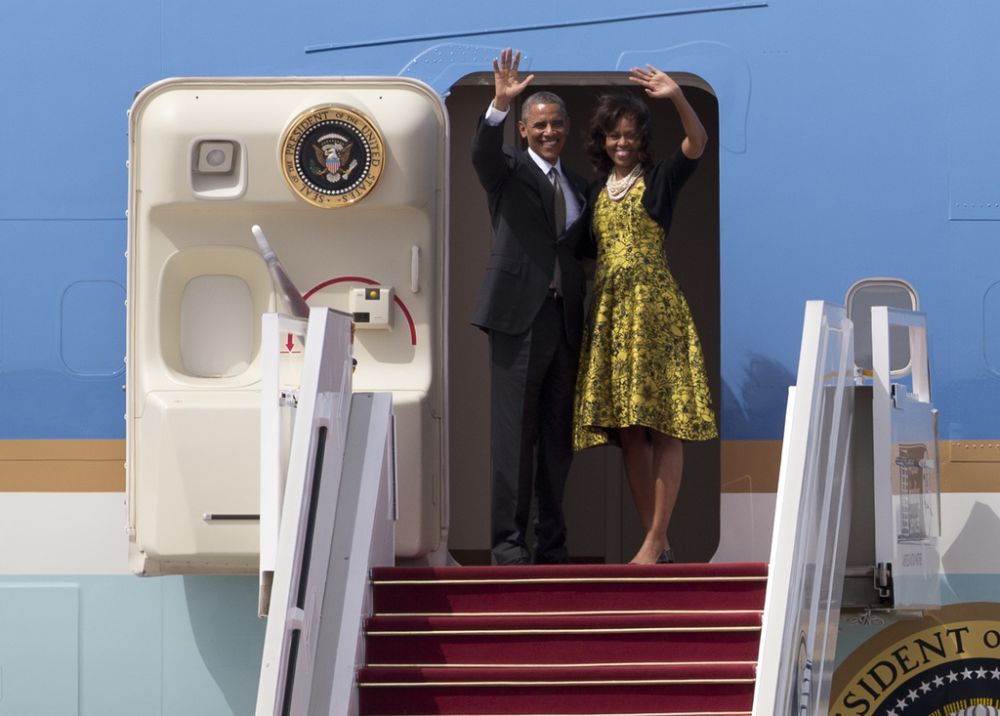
left=586, top=92, right=653, bottom=175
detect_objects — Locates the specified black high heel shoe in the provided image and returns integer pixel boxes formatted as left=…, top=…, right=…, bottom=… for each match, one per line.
left=656, top=548, right=675, bottom=564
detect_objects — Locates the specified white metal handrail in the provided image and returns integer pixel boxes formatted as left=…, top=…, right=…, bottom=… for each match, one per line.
left=255, top=307, right=396, bottom=716
left=753, top=301, right=857, bottom=715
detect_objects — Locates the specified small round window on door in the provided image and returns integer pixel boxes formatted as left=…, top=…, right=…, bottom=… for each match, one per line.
left=846, top=277, right=919, bottom=375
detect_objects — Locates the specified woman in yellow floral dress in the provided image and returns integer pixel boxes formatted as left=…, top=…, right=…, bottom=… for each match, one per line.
left=573, top=65, right=717, bottom=564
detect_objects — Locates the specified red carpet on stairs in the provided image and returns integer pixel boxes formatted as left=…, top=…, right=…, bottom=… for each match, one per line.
left=358, top=562, right=768, bottom=716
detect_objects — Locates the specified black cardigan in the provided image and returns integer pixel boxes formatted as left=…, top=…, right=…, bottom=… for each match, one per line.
left=587, top=148, right=699, bottom=238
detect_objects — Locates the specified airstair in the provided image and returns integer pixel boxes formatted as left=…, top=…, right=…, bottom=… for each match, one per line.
left=251, top=298, right=941, bottom=715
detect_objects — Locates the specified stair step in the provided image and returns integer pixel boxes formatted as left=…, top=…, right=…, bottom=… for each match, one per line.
left=358, top=666, right=755, bottom=714
left=359, top=661, right=757, bottom=683
left=372, top=563, right=768, bottom=615
left=364, top=660, right=756, bottom=669
left=373, top=563, right=769, bottom=581
left=362, top=712, right=750, bottom=716
left=365, top=613, right=761, bottom=666
left=367, top=611, right=762, bottom=632
left=361, top=711, right=750, bottom=716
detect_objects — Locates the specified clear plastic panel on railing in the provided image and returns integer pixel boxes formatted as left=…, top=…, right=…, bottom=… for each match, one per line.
left=871, top=307, right=941, bottom=609
left=755, top=300, right=856, bottom=716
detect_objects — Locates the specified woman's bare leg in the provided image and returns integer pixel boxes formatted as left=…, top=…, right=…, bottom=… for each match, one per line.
left=619, top=426, right=654, bottom=537
left=630, top=431, right=684, bottom=564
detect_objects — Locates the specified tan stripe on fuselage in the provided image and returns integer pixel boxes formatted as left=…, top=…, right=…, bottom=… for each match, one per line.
left=0, top=439, right=996, bottom=493
left=0, top=440, right=124, bottom=491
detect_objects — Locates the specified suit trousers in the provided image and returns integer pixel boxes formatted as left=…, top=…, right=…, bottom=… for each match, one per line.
left=488, top=295, right=578, bottom=564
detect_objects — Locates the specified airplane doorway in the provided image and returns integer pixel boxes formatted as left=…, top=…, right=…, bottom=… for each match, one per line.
left=445, top=76, right=720, bottom=564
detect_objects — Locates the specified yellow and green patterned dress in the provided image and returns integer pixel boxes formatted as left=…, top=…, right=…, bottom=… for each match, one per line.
left=573, top=175, right=718, bottom=450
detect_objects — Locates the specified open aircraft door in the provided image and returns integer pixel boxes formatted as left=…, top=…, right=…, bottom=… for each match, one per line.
left=126, top=77, right=448, bottom=574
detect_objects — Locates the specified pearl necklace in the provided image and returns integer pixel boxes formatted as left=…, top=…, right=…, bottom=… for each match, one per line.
left=605, top=164, right=643, bottom=201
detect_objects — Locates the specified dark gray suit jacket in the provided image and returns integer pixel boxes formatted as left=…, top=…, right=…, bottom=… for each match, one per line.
left=470, top=115, right=592, bottom=349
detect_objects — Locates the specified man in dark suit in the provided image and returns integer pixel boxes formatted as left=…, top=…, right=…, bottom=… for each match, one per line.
left=471, top=48, right=591, bottom=565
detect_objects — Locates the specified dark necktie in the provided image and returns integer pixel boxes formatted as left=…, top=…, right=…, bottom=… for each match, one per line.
left=550, top=168, right=566, bottom=235
left=549, top=168, right=565, bottom=294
